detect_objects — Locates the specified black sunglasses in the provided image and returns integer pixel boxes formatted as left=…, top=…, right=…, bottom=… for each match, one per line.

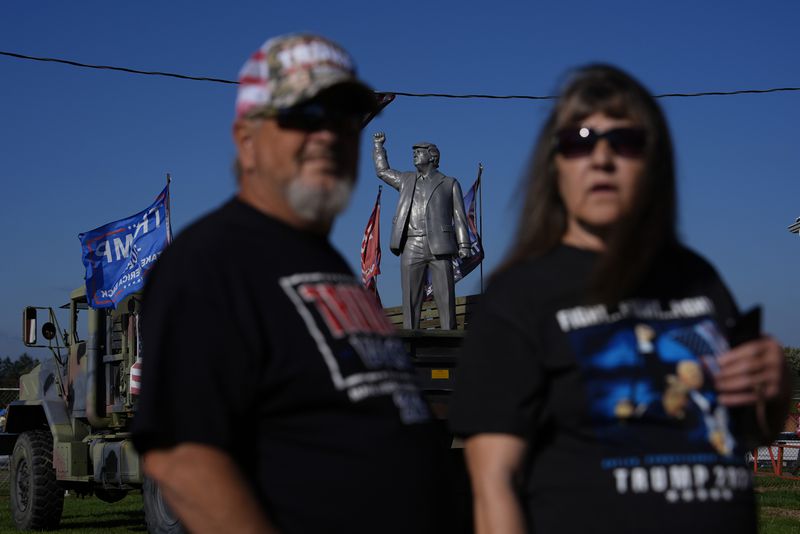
left=555, top=127, right=647, bottom=159
left=276, top=101, right=364, bottom=133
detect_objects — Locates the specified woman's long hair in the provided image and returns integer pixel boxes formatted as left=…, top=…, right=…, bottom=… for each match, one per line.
left=500, top=64, right=678, bottom=302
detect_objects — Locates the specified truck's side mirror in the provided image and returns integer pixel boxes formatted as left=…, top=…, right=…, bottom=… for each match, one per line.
left=23, top=307, right=37, bottom=346
left=42, top=322, right=57, bottom=341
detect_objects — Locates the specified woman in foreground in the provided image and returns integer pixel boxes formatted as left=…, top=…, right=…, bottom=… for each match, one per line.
left=449, top=64, right=791, bottom=534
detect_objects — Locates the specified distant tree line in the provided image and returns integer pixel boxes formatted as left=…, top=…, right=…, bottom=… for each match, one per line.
left=785, top=347, right=800, bottom=401
left=0, top=354, right=40, bottom=388
left=785, top=346, right=800, bottom=375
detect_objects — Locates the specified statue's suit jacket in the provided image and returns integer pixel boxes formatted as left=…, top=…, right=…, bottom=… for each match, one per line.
left=374, top=145, right=470, bottom=256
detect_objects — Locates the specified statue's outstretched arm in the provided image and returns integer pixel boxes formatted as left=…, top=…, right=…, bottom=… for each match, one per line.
left=372, top=131, right=402, bottom=190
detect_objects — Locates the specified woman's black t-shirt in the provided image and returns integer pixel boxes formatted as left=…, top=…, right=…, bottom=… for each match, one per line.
left=450, top=244, right=756, bottom=533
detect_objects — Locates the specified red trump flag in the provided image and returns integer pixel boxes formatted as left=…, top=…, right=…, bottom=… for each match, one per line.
left=361, top=186, right=382, bottom=305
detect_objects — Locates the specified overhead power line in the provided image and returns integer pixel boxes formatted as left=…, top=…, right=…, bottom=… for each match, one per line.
left=0, top=51, right=237, bottom=84
left=390, top=88, right=800, bottom=99
left=2, top=50, right=799, bottom=100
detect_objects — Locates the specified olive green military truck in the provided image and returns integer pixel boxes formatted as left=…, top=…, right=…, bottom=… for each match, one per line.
left=1, top=288, right=476, bottom=533
left=0, top=287, right=182, bottom=533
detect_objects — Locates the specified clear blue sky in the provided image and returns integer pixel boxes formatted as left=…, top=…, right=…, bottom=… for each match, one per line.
left=1, top=1, right=799, bottom=359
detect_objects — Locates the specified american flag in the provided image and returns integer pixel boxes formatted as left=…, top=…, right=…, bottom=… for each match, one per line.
left=130, top=358, right=143, bottom=396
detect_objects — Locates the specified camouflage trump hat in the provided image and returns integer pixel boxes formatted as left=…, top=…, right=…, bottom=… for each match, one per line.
left=235, top=33, right=376, bottom=120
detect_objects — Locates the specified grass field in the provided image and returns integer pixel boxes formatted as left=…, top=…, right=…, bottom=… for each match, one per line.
left=0, top=477, right=797, bottom=533
left=755, top=476, right=800, bottom=534
left=0, top=493, right=145, bottom=534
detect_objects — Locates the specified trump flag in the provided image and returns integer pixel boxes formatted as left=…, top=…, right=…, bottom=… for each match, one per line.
left=79, top=185, right=172, bottom=309
left=361, top=186, right=382, bottom=304
left=455, top=173, right=484, bottom=279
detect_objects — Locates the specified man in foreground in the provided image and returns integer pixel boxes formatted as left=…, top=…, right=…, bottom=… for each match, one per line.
left=132, top=33, right=448, bottom=534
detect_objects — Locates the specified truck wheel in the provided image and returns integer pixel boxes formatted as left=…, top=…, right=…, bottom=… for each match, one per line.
left=143, top=476, right=186, bottom=534
left=9, top=430, right=64, bottom=530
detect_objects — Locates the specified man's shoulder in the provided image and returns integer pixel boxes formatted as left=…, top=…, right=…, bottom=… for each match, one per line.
left=145, top=198, right=284, bottom=295
left=167, top=200, right=237, bottom=254
left=155, top=198, right=273, bottom=272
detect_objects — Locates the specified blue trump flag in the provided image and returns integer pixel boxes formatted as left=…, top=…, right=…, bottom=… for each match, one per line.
left=79, top=186, right=172, bottom=309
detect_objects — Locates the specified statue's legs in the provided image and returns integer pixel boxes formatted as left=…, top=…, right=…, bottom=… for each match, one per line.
left=429, top=255, right=456, bottom=330
left=400, top=236, right=428, bottom=329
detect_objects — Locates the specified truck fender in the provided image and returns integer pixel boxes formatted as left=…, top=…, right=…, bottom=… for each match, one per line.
left=3, top=400, right=73, bottom=444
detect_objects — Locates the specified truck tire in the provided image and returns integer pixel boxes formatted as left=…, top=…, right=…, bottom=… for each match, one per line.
left=9, top=430, right=64, bottom=530
left=143, top=476, right=186, bottom=534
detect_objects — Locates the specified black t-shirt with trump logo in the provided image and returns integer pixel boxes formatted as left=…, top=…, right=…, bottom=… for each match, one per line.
left=133, top=198, right=448, bottom=534
left=450, top=244, right=757, bottom=534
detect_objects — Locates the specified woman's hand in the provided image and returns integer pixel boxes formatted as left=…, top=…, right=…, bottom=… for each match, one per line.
left=715, top=336, right=792, bottom=441
left=714, top=336, right=788, bottom=407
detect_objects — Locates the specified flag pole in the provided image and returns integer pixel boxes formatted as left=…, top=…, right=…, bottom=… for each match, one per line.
left=165, top=173, right=173, bottom=244
left=478, top=163, right=484, bottom=294
left=377, top=184, right=382, bottom=289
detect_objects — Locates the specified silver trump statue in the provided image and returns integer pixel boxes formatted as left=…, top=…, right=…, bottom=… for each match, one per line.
left=373, top=132, right=471, bottom=330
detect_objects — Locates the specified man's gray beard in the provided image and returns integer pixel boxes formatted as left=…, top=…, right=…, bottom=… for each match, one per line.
left=285, top=177, right=354, bottom=224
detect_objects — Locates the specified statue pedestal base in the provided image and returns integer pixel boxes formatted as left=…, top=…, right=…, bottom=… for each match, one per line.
left=383, top=294, right=480, bottom=331
left=383, top=294, right=480, bottom=421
